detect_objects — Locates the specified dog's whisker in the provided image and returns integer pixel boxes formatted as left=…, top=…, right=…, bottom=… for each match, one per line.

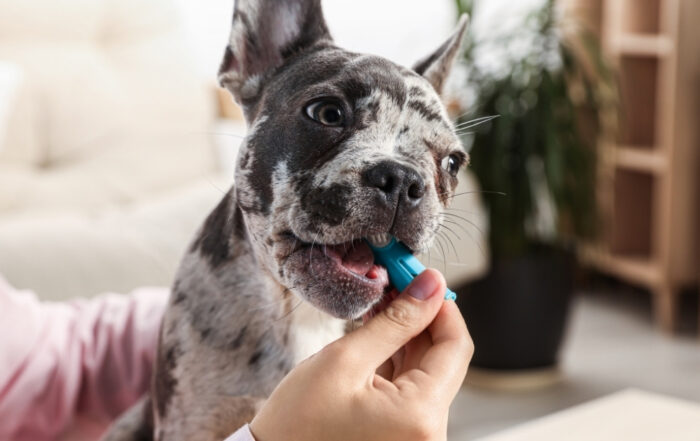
left=453, top=114, right=499, bottom=127
left=206, top=179, right=229, bottom=196
left=437, top=224, right=461, bottom=258
left=275, top=298, right=305, bottom=322
left=445, top=207, right=480, bottom=215
left=453, top=115, right=500, bottom=130
left=451, top=110, right=476, bottom=121
left=433, top=233, right=448, bottom=274
left=441, top=190, right=508, bottom=199
left=309, top=232, right=321, bottom=276
left=443, top=218, right=486, bottom=258
left=441, top=212, right=486, bottom=237
left=202, top=131, right=248, bottom=140
left=443, top=218, right=475, bottom=238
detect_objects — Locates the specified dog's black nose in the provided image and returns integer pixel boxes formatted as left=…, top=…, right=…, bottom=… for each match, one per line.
left=363, top=160, right=426, bottom=210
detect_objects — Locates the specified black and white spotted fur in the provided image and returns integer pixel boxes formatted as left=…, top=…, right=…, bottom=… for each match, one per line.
left=103, top=1, right=469, bottom=440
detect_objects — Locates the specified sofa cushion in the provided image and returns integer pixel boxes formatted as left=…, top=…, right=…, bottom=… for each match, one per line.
left=0, top=62, right=23, bottom=154
left=0, top=0, right=216, bottom=213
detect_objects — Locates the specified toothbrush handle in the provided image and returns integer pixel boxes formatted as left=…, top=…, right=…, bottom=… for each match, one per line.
left=393, top=253, right=458, bottom=301
left=373, top=240, right=457, bottom=301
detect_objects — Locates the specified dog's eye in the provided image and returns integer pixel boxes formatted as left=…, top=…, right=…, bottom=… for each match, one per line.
left=441, top=154, right=461, bottom=176
left=305, top=101, right=345, bottom=127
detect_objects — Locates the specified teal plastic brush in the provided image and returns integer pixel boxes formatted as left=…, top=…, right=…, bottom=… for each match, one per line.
left=366, top=234, right=457, bottom=301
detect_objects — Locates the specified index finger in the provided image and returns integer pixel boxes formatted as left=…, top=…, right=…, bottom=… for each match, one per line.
left=419, top=300, right=473, bottom=397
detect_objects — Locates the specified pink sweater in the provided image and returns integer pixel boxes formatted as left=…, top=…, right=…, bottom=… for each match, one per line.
left=0, top=276, right=256, bottom=441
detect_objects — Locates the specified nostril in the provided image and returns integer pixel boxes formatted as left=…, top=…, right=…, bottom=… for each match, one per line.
left=364, top=162, right=401, bottom=196
left=407, top=181, right=425, bottom=200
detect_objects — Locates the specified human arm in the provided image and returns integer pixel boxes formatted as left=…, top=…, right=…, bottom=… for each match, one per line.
left=0, top=276, right=168, bottom=441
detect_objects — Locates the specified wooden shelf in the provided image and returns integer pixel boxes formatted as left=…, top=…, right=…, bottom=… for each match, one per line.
left=617, top=0, right=661, bottom=34
left=582, top=0, right=700, bottom=333
left=614, top=146, right=668, bottom=173
left=611, top=34, right=673, bottom=57
left=617, top=56, right=658, bottom=147
left=581, top=246, right=661, bottom=287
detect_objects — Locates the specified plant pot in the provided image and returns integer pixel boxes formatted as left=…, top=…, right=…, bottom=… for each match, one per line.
left=456, top=248, right=574, bottom=370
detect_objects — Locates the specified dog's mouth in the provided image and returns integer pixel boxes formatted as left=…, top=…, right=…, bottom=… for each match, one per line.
left=300, top=238, right=390, bottom=291
left=283, top=235, right=392, bottom=319
left=321, top=239, right=389, bottom=284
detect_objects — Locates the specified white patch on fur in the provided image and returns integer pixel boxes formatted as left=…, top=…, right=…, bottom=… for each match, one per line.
left=289, top=301, right=347, bottom=364
left=240, top=74, right=263, bottom=101
left=271, top=2, right=303, bottom=50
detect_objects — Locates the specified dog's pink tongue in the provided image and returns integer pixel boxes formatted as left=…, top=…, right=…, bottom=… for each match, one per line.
left=340, top=241, right=375, bottom=275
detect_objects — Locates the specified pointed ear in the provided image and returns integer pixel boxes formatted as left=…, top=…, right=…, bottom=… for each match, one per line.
left=412, top=14, right=469, bottom=95
left=218, top=0, right=331, bottom=103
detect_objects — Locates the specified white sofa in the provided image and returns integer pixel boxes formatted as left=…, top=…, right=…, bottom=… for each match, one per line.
left=0, top=0, right=221, bottom=299
left=0, top=0, right=487, bottom=302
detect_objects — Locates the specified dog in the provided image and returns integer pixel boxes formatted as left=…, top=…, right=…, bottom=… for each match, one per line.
left=103, top=1, right=468, bottom=440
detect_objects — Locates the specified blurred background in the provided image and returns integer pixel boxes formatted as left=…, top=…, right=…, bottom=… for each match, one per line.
left=0, top=0, right=698, bottom=439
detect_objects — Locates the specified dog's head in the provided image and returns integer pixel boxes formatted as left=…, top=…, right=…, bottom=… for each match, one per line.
left=219, top=0, right=469, bottom=320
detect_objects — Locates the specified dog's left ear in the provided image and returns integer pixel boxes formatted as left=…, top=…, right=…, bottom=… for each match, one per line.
left=412, top=14, right=469, bottom=96
left=219, top=0, right=331, bottom=104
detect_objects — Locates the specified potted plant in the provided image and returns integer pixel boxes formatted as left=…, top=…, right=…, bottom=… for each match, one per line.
left=452, top=0, right=614, bottom=373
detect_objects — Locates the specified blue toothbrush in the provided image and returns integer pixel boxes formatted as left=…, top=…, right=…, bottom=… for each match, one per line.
left=366, top=235, right=457, bottom=301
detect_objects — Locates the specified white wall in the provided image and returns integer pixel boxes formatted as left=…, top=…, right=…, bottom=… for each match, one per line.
left=174, top=0, right=457, bottom=80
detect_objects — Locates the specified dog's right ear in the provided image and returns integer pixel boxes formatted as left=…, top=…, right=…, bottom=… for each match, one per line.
left=218, top=0, right=331, bottom=104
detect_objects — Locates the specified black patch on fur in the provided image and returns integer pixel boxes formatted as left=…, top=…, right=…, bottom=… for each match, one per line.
left=413, top=37, right=453, bottom=77
left=408, top=86, right=426, bottom=98
left=239, top=149, right=251, bottom=170
left=248, top=349, right=265, bottom=366
left=408, top=100, right=442, bottom=122
left=171, top=280, right=186, bottom=305
left=230, top=325, right=248, bottom=350
left=134, top=397, right=155, bottom=441
left=154, top=341, right=180, bottom=420
left=193, top=190, right=233, bottom=268
left=277, top=358, right=293, bottom=374
left=300, top=182, right=352, bottom=226
left=232, top=203, right=247, bottom=240
left=173, top=290, right=186, bottom=305
left=338, top=61, right=407, bottom=107
left=363, top=99, right=380, bottom=125
left=200, top=327, right=212, bottom=340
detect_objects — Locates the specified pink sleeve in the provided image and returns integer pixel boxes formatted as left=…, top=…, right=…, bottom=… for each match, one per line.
left=0, top=275, right=169, bottom=441
left=224, top=425, right=257, bottom=441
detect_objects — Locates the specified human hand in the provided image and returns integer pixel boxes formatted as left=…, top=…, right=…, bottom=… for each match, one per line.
left=250, top=269, right=473, bottom=441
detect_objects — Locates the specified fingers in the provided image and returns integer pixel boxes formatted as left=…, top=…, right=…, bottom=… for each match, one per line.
left=417, top=300, right=473, bottom=398
left=400, top=330, right=433, bottom=375
left=376, top=358, right=394, bottom=380
left=341, top=269, right=446, bottom=372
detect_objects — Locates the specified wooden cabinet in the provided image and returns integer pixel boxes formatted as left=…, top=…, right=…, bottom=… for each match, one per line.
left=579, top=0, right=700, bottom=332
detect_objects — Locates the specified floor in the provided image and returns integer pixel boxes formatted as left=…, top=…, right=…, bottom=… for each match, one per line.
left=447, top=285, right=700, bottom=440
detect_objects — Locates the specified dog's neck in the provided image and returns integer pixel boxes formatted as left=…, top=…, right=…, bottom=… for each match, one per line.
left=176, top=188, right=346, bottom=366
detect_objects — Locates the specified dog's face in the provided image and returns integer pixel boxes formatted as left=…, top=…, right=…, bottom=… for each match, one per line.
left=219, top=0, right=469, bottom=320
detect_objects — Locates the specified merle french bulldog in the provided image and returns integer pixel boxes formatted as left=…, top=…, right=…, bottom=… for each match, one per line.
left=103, top=1, right=468, bottom=440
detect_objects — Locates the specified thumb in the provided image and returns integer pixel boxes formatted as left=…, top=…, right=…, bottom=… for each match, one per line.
left=342, top=269, right=446, bottom=370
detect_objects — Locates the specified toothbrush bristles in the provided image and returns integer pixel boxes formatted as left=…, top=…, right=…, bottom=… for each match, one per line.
left=367, top=234, right=392, bottom=247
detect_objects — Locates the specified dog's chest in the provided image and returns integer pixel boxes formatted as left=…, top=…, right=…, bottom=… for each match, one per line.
left=289, top=301, right=347, bottom=364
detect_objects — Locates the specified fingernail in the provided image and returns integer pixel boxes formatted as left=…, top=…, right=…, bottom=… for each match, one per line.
left=407, top=273, right=439, bottom=300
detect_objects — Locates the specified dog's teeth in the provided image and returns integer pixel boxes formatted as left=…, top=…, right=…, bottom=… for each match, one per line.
left=366, top=234, right=391, bottom=247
